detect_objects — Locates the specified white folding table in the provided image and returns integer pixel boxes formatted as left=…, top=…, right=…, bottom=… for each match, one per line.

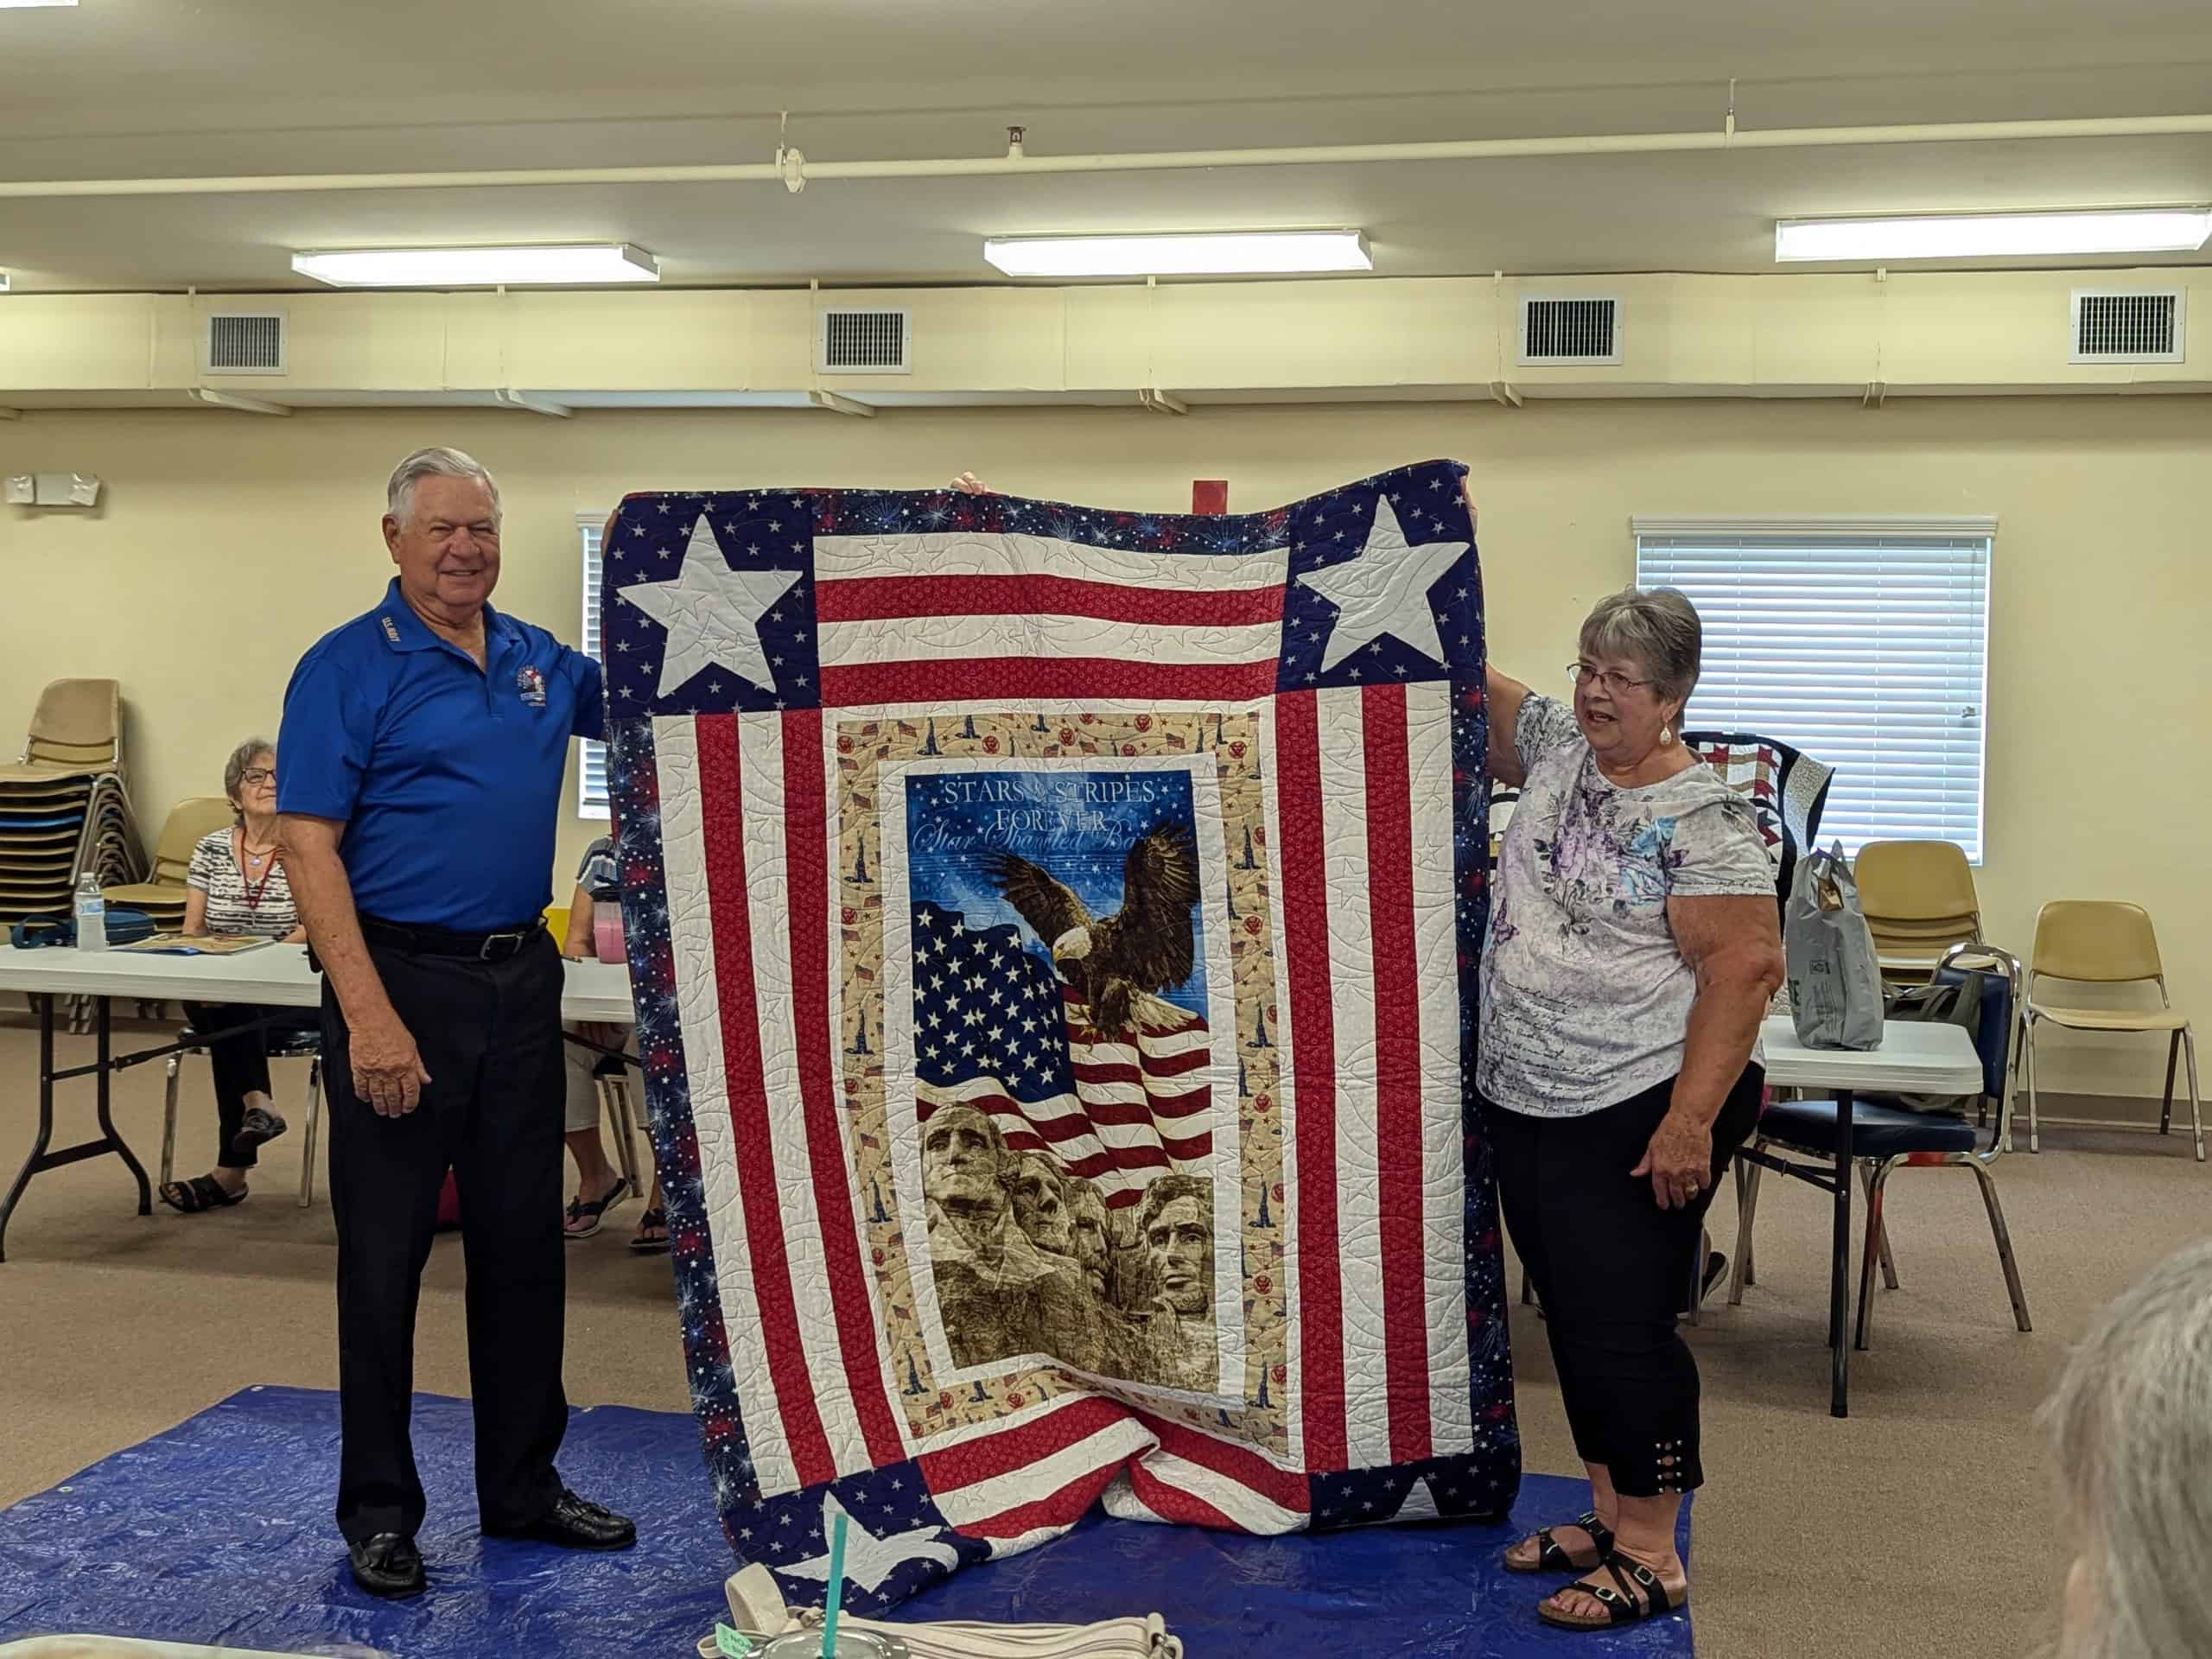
left=0, top=944, right=634, bottom=1261
left=1754, top=1015, right=1983, bottom=1418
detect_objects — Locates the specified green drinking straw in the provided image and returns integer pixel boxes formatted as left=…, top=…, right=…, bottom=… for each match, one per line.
left=819, top=1511, right=849, bottom=1658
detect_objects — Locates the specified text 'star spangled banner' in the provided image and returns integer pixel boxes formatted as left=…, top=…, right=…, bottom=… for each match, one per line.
left=601, top=461, right=1519, bottom=1613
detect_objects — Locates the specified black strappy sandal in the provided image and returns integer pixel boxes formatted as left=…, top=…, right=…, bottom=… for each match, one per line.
left=563, top=1176, right=629, bottom=1240
left=1503, top=1510, right=1616, bottom=1574
left=1536, top=1553, right=1686, bottom=1631
left=629, top=1206, right=670, bottom=1255
left=160, top=1174, right=247, bottom=1214
left=232, top=1107, right=289, bottom=1153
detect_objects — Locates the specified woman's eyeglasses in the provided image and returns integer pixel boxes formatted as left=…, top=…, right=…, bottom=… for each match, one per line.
left=240, top=767, right=277, bottom=785
left=1567, top=663, right=1655, bottom=696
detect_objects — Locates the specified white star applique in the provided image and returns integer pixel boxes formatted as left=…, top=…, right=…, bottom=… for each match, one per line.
left=1295, top=497, right=1470, bottom=672
left=618, top=515, right=801, bottom=696
left=779, top=1492, right=959, bottom=1595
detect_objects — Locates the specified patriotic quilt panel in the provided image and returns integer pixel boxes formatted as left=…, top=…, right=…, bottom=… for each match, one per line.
left=600, top=460, right=1519, bottom=1614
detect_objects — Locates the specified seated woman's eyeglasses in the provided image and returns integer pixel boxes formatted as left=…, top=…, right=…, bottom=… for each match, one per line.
left=1567, top=663, right=1654, bottom=696
left=240, top=767, right=277, bottom=785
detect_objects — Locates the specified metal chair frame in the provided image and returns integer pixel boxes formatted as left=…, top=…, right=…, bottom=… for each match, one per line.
left=2021, top=907, right=2202, bottom=1162
left=1731, top=944, right=2032, bottom=1352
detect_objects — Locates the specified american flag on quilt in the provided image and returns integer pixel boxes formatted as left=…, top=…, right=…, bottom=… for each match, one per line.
left=600, top=459, right=1519, bottom=1614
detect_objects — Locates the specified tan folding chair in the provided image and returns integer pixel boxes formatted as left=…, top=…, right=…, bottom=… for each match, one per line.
left=2023, top=901, right=2202, bottom=1160
left=0, top=678, right=122, bottom=785
left=100, top=796, right=237, bottom=912
left=1856, top=840, right=1982, bottom=979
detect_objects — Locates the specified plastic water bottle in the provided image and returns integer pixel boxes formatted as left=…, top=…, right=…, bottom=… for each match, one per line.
left=74, top=872, right=108, bottom=950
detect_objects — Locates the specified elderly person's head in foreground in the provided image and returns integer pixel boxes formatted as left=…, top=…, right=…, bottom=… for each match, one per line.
left=2042, top=1236, right=2212, bottom=1659
left=1570, top=588, right=1700, bottom=766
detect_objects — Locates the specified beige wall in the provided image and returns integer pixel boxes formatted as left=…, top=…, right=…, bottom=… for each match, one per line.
left=1, top=397, right=2202, bottom=1096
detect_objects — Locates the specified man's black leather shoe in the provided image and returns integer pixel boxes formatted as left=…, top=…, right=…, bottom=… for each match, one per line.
left=347, top=1532, right=426, bottom=1598
left=489, top=1489, right=637, bottom=1551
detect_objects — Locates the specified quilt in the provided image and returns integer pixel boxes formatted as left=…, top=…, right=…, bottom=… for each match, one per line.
left=599, top=459, right=1519, bottom=1614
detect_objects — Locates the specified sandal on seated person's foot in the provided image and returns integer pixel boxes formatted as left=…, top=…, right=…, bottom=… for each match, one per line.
left=233, top=1107, right=289, bottom=1152
left=160, top=1174, right=246, bottom=1215
left=1503, top=1510, right=1615, bottom=1574
left=563, top=1177, right=629, bottom=1240
left=1536, top=1553, right=1687, bottom=1630
left=629, top=1206, right=670, bottom=1255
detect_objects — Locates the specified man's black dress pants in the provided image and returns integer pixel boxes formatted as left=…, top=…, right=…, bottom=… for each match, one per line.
left=321, top=926, right=569, bottom=1544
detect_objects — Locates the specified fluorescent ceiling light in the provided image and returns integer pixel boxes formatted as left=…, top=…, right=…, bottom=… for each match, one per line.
left=984, top=231, right=1371, bottom=277
left=1777, top=209, right=2212, bottom=263
left=290, top=243, right=659, bottom=288
left=0, top=2, right=80, bottom=9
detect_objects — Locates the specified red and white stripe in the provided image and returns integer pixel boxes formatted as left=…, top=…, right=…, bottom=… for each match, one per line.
left=662, top=711, right=906, bottom=1498
left=917, top=1393, right=1312, bottom=1541
left=813, top=532, right=1290, bottom=708
left=1271, top=683, right=1470, bottom=1471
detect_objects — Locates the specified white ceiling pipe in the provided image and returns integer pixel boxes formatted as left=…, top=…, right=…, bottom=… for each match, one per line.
left=0, top=111, right=2209, bottom=199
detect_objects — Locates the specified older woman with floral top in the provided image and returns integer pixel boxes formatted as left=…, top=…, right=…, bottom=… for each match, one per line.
left=1484, top=588, right=1784, bottom=1633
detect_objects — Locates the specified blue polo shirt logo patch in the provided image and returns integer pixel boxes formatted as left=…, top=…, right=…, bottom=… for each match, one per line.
left=516, top=664, right=547, bottom=707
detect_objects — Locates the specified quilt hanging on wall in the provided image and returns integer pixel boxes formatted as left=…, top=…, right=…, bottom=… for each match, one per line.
left=600, top=459, right=1519, bottom=1615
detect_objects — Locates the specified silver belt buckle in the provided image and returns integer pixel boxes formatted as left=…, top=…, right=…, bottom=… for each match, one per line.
left=480, top=931, right=524, bottom=962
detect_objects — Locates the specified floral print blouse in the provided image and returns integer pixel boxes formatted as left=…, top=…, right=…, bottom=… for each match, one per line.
left=1478, top=694, right=1776, bottom=1117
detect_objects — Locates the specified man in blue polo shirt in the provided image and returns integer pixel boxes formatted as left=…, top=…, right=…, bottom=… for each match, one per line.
left=276, top=447, right=633, bottom=1598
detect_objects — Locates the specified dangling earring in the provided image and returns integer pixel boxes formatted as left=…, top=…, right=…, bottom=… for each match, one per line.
left=1661, top=724, right=1675, bottom=747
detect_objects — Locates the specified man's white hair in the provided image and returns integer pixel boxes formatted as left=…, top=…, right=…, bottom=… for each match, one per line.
left=386, top=447, right=501, bottom=529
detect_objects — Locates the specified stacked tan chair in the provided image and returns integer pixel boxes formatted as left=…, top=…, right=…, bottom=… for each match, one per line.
left=1855, top=839, right=1983, bottom=980
left=2022, top=901, right=2201, bottom=1161
left=100, top=796, right=236, bottom=935
left=0, top=679, right=148, bottom=935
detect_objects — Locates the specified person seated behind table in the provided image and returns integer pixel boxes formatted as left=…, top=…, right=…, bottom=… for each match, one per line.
left=161, top=737, right=317, bottom=1214
left=556, top=835, right=664, bottom=1251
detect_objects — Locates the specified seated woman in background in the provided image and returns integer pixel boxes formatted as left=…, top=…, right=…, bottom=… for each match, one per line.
left=161, top=737, right=317, bottom=1215
left=2044, top=1236, right=2212, bottom=1659
left=559, top=836, right=665, bottom=1251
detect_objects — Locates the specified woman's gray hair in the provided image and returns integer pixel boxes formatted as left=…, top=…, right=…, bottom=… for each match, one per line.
left=222, top=737, right=274, bottom=820
left=1579, top=588, right=1702, bottom=705
left=2040, top=1236, right=2212, bottom=1659
left=386, top=447, right=501, bottom=529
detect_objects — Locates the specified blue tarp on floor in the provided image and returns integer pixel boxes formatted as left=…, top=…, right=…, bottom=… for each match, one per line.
left=0, top=1388, right=1694, bottom=1656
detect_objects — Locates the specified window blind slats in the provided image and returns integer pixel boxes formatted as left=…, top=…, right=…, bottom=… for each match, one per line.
left=580, top=523, right=610, bottom=815
left=1637, top=526, right=1991, bottom=861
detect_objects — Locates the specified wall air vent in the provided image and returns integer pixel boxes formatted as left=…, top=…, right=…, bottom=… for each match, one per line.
left=205, top=310, right=288, bottom=375
left=818, top=308, right=911, bottom=373
left=1519, top=296, right=1620, bottom=366
left=2069, top=289, right=2183, bottom=363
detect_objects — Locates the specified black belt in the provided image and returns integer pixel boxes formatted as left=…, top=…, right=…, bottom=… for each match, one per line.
left=359, top=914, right=543, bottom=963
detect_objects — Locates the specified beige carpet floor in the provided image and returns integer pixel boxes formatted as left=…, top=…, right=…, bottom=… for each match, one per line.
left=1, top=1013, right=2203, bottom=1657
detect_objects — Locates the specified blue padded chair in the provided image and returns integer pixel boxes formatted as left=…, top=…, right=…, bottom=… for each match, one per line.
left=1730, top=944, right=2032, bottom=1351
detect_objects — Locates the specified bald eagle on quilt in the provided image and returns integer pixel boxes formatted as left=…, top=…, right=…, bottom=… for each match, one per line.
left=600, top=460, right=1518, bottom=1612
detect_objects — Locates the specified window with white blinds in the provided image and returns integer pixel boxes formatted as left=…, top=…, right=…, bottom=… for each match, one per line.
left=578, top=512, right=610, bottom=816
left=1632, top=517, right=1993, bottom=861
